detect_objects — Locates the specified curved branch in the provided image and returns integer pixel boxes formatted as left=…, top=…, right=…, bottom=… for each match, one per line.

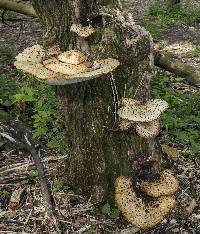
left=0, top=0, right=37, bottom=17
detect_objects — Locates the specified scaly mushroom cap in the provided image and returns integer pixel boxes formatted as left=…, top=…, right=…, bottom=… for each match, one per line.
left=118, top=118, right=134, bottom=130
left=15, top=44, right=45, bottom=63
left=44, top=58, right=89, bottom=75
left=115, top=176, right=176, bottom=229
left=140, top=170, right=179, bottom=198
left=14, top=45, right=120, bottom=85
left=136, top=120, right=160, bottom=139
left=57, top=50, right=88, bottom=65
left=46, top=43, right=61, bottom=57
left=70, top=23, right=95, bottom=37
left=118, top=98, right=168, bottom=122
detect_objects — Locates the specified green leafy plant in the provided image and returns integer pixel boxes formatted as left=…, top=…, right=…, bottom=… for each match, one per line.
left=101, top=203, right=120, bottom=219
left=0, top=190, right=11, bottom=199
left=149, top=3, right=167, bottom=16
left=28, top=170, right=39, bottom=178
left=0, top=45, right=68, bottom=154
left=152, top=73, right=200, bottom=153
left=142, top=3, right=200, bottom=38
left=12, top=76, right=68, bottom=152
left=190, top=47, right=200, bottom=58
left=52, top=179, right=70, bottom=193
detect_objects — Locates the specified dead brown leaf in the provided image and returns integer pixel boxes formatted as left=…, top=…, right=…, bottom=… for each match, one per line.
left=185, top=199, right=198, bottom=215
left=161, top=144, right=180, bottom=158
left=9, top=187, right=26, bottom=211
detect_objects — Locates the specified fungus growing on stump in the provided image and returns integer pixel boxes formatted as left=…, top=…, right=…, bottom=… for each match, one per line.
left=70, top=24, right=95, bottom=38
left=118, top=98, right=168, bottom=138
left=14, top=45, right=120, bottom=85
left=118, top=98, right=168, bottom=122
left=136, top=120, right=160, bottom=139
left=14, top=0, right=178, bottom=229
left=140, top=170, right=179, bottom=197
left=115, top=176, right=176, bottom=229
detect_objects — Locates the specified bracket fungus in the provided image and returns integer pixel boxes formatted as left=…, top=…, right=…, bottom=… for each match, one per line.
left=118, top=98, right=168, bottom=122
left=14, top=45, right=120, bottom=85
left=57, top=50, right=87, bottom=65
left=135, top=120, right=160, bottom=139
left=70, top=23, right=95, bottom=38
left=115, top=176, right=176, bottom=229
left=140, top=170, right=179, bottom=198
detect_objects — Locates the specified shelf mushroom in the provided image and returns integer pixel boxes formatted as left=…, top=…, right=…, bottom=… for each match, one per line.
left=70, top=24, right=95, bottom=38
left=115, top=176, right=176, bottom=229
left=140, top=170, right=179, bottom=198
left=14, top=45, right=120, bottom=85
left=135, top=119, right=160, bottom=139
left=118, top=98, right=168, bottom=138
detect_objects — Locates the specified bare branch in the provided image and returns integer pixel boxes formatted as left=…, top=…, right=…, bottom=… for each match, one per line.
left=155, top=50, right=200, bottom=86
left=0, top=0, right=37, bottom=17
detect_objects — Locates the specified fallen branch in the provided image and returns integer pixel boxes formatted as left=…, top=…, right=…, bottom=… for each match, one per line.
left=154, top=50, right=200, bottom=86
left=0, top=0, right=36, bottom=17
left=0, top=155, right=67, bottom=177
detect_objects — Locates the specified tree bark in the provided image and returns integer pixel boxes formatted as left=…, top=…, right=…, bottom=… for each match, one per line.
left=32, top=1, right=162, bottom=202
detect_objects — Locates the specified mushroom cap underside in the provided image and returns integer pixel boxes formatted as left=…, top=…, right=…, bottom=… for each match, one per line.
left=136, top=119, right=160, bottom=138
left=115, top=176, right=176, bottom=229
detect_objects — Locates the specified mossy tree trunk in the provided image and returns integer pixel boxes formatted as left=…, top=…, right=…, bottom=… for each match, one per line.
left=32, top=0, right=162, bottom=202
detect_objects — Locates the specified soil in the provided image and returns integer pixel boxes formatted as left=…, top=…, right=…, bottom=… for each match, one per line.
left=0, top=11, right=200, bottom=234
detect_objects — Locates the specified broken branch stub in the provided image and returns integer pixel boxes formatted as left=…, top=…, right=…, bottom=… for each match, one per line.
left=14, top=45, right=120, bottom=85
left=115, top=176, right=176, bottom=229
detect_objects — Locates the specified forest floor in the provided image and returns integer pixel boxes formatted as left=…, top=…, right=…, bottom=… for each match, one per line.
left=0, top=5, right=200, bottom=234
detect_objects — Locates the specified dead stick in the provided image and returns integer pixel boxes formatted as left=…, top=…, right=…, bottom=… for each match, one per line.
left=154, top=50, right=200, bottom=86
left=0, top=0, right=36, bottom=17
left=0, top=155, right=67, bottom=176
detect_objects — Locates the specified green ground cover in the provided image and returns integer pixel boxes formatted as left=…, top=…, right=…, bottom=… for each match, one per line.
left=143, top=3, right=200, bottom=38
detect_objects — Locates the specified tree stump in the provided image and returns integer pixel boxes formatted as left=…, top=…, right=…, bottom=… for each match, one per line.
left=32, top=1, right=162, bottom=202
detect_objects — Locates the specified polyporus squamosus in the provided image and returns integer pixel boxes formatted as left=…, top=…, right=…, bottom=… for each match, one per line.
left=118, top=98, right=168, bottom=122
left=43, top=57, right=89, bottom=75
left=135, top=119, right=160, bottom=139
left=57, top=50, right=87, bottom=65
left=14, top=45, right=120, bottom=85
left=115, top=176, right=176, bottom=229
left=140, top=170, right=179, bottom=198
left=70, top=24, right=95, bottom=38
left=15, top=44, right=45, bottom=63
